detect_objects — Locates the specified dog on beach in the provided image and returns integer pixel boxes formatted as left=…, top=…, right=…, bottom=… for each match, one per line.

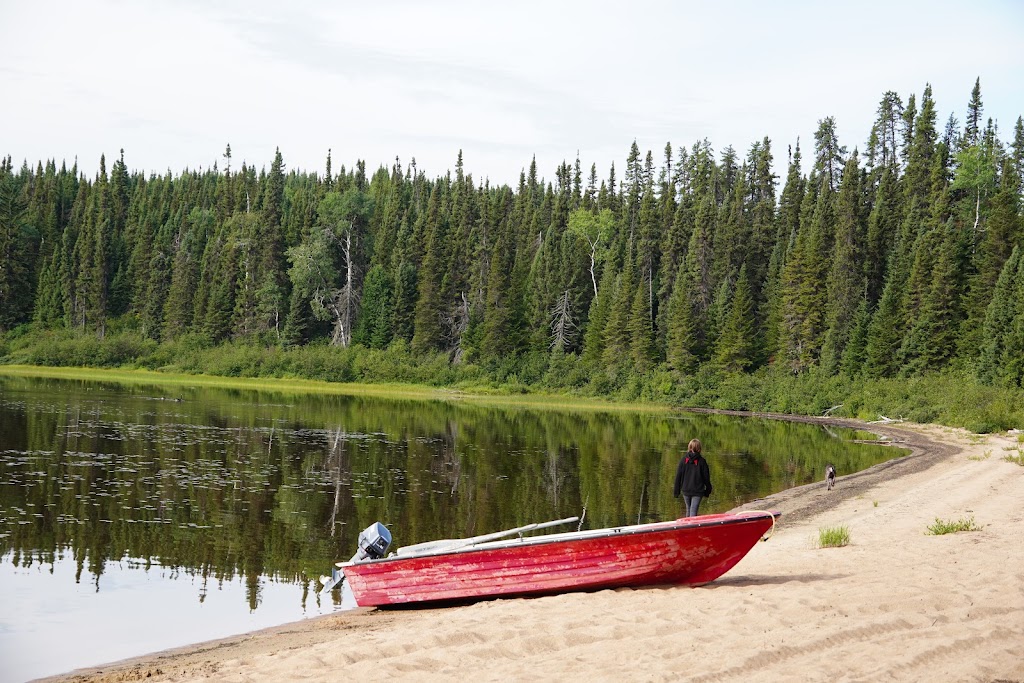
left=825, top=463, right=836, bottom=491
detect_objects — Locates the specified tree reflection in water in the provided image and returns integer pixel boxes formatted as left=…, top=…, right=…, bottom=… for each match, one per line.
left=0, top=375, right=903, bottom=601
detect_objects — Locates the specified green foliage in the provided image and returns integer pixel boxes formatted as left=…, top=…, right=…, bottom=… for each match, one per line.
left=0, top=171, right=36, bottom=332
left=817, top=525, right=850, bottom=548
left=0, top=79, right=1021, bottom=416
left=714, top=265, right=757, bottom=372
left=926, top=516, right=980, bottom=535
left=354, top=265, right=394, bottom=349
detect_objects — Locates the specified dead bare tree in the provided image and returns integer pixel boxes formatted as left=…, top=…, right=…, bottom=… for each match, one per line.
left=331, top=229, right=358, bottom=347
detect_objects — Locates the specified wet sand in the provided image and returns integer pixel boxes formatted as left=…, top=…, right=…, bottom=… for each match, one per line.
left=39, top=420, right=1024, bottom=683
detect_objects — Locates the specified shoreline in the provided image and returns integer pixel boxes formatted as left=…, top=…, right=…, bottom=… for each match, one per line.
left=38, top=417, right=1024, bottom=682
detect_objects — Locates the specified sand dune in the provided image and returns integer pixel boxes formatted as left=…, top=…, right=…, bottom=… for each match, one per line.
left=41, top=422, right=1024, bottom=683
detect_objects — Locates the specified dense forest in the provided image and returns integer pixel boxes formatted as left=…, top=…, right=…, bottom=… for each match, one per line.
left=1, top=79, right=1023, bottom=425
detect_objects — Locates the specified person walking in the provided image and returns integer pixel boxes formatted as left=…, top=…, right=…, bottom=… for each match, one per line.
left=673, top=438, right=712, bottom=517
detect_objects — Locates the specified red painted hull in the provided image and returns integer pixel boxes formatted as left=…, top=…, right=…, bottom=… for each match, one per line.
left=343, top=511, right=779, bottom=607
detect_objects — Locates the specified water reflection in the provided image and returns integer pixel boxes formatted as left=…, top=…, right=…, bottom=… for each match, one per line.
left=0, top=374, right=905, bottom=680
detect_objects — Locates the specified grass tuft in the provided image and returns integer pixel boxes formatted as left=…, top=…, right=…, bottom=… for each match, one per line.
left=926, top=516, right=981, bottom=535
left=1003, top=451, right=1024, bottom=467
left=817, top=525, right=850, bottom=548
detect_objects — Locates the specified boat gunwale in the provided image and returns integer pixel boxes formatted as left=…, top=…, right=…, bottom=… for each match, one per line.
left=342, top=510, right=780, bottom=567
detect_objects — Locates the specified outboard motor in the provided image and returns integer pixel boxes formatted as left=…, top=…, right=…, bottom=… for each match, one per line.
left=318, top=522, right=393, bottom=595
left=354, top=522, right=392, bottom=562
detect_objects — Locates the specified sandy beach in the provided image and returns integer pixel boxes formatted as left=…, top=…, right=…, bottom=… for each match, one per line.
left=40, top=419, right=1024, bottom=683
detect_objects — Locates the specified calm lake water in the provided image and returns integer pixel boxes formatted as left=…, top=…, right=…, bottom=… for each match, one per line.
left=0, top=374, right=905, bottom=681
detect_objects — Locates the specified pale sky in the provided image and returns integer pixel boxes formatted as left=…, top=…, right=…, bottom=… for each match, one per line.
left=2, top=0, right=1023, bottom=187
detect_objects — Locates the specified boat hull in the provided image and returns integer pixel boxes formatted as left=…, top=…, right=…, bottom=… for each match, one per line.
left=343, top=512, right=778, bottom=607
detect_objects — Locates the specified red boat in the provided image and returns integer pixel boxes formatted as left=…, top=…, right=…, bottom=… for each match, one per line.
left=320, top=511, right=779, bottom=607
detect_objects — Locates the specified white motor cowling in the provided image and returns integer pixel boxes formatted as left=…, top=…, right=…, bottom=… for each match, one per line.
left=354, top=522, right=392, bottom=561
left=319, top=522, right=393, bottom=595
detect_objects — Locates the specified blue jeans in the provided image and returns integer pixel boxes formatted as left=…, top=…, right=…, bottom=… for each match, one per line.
left=683, top=495, right=702, bottom=517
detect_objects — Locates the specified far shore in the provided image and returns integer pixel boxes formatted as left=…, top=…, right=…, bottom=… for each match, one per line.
left=0, top=364, right=675, bottom=413
left=35, top=417, right=1024, bottom=682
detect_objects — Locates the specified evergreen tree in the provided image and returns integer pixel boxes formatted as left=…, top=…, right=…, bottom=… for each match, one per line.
left=684, top=193, right=716, bottom=357
left=203, top=216, right=244, bottom=342
left=0, top=171, right=33, bottom=331
left=978, top=246, right=1022, bottom=385
left=282, top=284, right=312, bottom=346
left=412, top=184, right=447, bottom=353
left=779, top=168, right=831, bottom=373
left=392, top=261, right=418, bottom=343
left=664, top=262, right=698, bottom=375
left=900, top=220, right=961, bottom=373
left=745, top=137, right=776, bottom=303
left=1012, top=116, right=1024, bottom=187
left=867, top=91, right=904, bottom=171
left=32, top=250, right=64, bottom=327
left=141, top=211, right=179, bottom=340
left=963, top=77, right=984, bottom=147
left=821, top=151, right=866, bottom=373
left=602, top=245, right=636, bottom=371
left=958, top=157, right=1021, bottom=358
left=863, top=270, right=904, bottom=378
left=864, top=166, right=902, bottom=305
left=581, top=262, right=614, bottom=367
left=839, top=297, right=871, bottom=376
left=480, top=223, right=516, bottom=361
left=353, top=264, right=393, bottom=348
left=627, top=271, right=657, bottom=373
left=714, top=264, right=757, bottom=372
left=163, top=208, right=211, bottom=339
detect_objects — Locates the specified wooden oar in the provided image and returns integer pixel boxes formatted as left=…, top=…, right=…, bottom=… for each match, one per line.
left=398, top=517, right=580, bottom=556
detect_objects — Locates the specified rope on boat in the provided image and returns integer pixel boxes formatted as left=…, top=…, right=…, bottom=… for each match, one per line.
left=735, top=509, right=778, bottom=542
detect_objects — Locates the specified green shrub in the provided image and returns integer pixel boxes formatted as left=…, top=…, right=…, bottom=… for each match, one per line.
left=817, top=525, right=850, bottom=548
left=926, top=516, right=980, bottom=535
left=4, top=323, right=1024, bottom=434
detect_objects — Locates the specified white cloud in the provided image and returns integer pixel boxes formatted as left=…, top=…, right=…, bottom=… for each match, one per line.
left=2, top=0, right=1022, bottom=185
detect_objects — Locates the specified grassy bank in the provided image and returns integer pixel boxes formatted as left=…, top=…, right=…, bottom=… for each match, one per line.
left=0, top=364, right=673, bottom=414
left=2, top=327, right=1023, bottom=431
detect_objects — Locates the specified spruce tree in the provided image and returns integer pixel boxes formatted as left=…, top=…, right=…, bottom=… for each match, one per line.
left=839, top=297, right=871, bottom=376
left=821, top=152, right=866, bottom=373
left=0, top=171, right=33, bottom=331
left=863, top=270, right=904, bottom=378
left=163, top=208, right=211, bottom=339
left=628, top=272, right=657, bottom=373
left=664, top=262, right=698, bottom=375
left=958, top=157, right=1021, bottom=358
left=864, top=166, right=902, bottom=306
left=480, top=223, right=516, bottom=361
left=412, top=184, right=447, bottom=354
left=602, top=244, right=636, bottom=371
left=684, top=193, right=716, bottom=357
left=581, top=262, right=614, bottom=368
left=779, top=169, right=831, bottom=373
left=978, top=247, right=1022, bottom=385
left=714, top=264, right=757, bottom=372
left=392, top=261, right=418, bottom=343
left=353, top=264, right=393, bottom=349
left=963, top=77, right=983, bottom=147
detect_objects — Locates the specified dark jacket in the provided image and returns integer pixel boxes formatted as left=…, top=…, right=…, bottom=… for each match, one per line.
left=673, top=452, right=712, bottom=498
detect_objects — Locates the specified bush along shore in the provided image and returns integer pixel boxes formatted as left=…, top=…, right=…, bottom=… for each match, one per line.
left=2, top=327, right=1023, bottom=434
